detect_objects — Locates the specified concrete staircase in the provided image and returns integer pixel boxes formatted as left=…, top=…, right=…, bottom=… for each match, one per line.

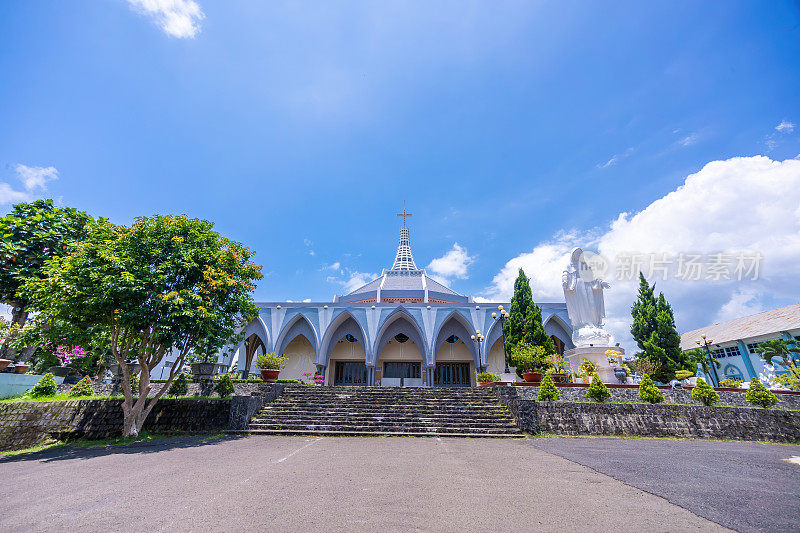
left=245, top=385, right=523, bottom=438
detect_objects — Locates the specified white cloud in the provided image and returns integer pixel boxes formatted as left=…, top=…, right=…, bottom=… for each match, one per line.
left=677, top=133, right=699, bottom=147
left=340, top=271, right=379, bottom=293
left=598, top=148, right=634, bottom=169
left=14, top=164, right=58, bottom=190
left=302, top=298, right=312, bottom=303
left=426, top=243, right=474, bottom=282
left=775, top=120, right=795, bottom=134
left=482, top=156, right=800, bottom=354
left=127, top=0, right=204, bottom=39
left=0, top=164, right=59, bottom=205
left=327, top=262, right=341, bottom=270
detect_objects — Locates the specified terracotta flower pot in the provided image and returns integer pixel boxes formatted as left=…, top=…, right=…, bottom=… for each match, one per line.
left=550, top=372, right=569, bottom=383
left=260, top=369, right=280, bottom=383
left=522, top=372, right=542, bottom=383
left=13, top=364, right=29, bottom=374
left=0, top=359, right=11, bottom=371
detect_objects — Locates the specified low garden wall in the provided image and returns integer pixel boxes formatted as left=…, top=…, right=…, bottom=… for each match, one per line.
left=56, top=381, right=270, bottom=398
left=507, top=383, right=800, bottom=409
left=495, top=388, right=800, bottom=443
left=0, top=398, right=230, bottom=452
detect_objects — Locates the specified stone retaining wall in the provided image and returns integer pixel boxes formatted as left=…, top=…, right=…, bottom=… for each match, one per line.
left=0, top=399, right=230, bottom=451
left=494, top=388, right=800, bottom=442
left=513, top=384, right=800, bottom=409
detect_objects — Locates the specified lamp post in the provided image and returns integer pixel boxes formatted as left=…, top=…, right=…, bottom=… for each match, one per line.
left=696, top=334, right=720, bottom=387
left=492, top=306, right=511, bottom=374
left=471, top=330, right=485, bottom=373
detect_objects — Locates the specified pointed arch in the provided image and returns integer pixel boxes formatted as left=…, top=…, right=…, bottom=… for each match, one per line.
left=432, top=310, right=480, bottom=368
left=372, top=309, right=427, bottom=367
left=545, top=314, right=574, bottom=351
left=226, top=315, right=271, bottom=377
left=319, top=310, right=369, bottom=367
left=274, top=313, right=319, bottom=358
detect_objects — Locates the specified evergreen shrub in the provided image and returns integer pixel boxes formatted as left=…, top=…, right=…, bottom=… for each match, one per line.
left=537, top=374, right=560, bottom=401
left=746, top=378, right=779, bottom=408
left=690, top=378, right=720, bottom=406
left=29, top=372, right=58, bottom=397
left=214, top=373, right=235, bottom=397
left=167, top=372, right=189, bottom=396
left=68, top=375, right=94, bottom=397
left=586, top=373, right=611, bottom=402
left=638, top=373, right=664, bottom=404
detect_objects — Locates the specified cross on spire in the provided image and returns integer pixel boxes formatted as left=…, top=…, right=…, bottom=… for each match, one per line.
left=396, top=202, right=412, bottom=227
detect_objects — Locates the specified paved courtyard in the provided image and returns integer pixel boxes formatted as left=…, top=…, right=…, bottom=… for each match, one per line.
left=1, top=435, right=797, bottom=532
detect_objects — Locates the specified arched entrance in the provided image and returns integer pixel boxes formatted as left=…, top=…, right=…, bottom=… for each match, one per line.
left=433, top=313, right=480, bottom=387
left=242, top=333, right=266, bottom=378
left=374, top=312, right=426, bottom=387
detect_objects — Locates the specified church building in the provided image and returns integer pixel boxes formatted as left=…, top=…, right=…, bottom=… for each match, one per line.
left=223, top=216, right=574, bottom=387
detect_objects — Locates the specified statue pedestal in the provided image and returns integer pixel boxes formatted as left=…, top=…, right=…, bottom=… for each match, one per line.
left=565, top=345, right=626, bottom=384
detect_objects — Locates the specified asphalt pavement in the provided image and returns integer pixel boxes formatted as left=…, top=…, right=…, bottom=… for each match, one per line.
left=0, top=435, right=759, bottom=532
left=530, top=437, right=800, bottom=533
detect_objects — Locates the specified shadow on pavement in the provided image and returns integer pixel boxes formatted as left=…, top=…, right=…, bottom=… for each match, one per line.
left=0, top=433, right=246, bottom=464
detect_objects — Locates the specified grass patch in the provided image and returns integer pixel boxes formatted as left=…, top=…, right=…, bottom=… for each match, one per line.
left=0, top=394, right=230, bottom=404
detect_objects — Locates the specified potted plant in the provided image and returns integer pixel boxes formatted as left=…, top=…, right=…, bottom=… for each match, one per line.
left=477, top=371, right=501, bottom=386
left=509, top=343, right=546, bottom=382
left=579, top=358, right=597, bottom=383
left=0, top=358, right=11, bottom=371
left=544, top=353, right=569, bottom=383
left=13, top=362, right=29, bottom=373
left=256, top=352, right=287, bottom=382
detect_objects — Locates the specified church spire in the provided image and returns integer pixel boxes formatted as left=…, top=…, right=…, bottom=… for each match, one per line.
left=392, top=205, right=418, bottom=270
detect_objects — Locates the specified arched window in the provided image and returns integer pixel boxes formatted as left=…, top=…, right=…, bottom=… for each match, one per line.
left=723, top=364, right=744, bottom=381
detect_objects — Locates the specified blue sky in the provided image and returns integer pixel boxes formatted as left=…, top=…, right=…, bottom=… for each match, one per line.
left=1, top=1, right=800, bottom=344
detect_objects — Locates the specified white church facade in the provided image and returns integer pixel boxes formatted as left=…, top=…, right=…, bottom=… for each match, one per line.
left=221, top=219, right=574, bottom=387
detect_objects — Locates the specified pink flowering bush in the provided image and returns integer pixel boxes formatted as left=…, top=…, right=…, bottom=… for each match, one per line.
left=300, top=371, right=325, bottom=386
left=55, top=345, right=88, bottom=366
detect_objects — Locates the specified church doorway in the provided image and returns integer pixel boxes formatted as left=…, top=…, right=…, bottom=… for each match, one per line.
left=434, top=362, right=471, bottom=387
left=333, top=361, right=368, bottom=386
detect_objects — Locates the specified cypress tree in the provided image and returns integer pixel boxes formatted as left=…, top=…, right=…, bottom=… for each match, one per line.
left=631, top=273, right=658, bottom=350
left=525, top=304, right=556, bottom=354
left=504, top=269, right=532, bottom=347
left=631, top=273, right=690, bottom=382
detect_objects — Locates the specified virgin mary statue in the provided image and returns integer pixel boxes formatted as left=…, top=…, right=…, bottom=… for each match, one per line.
left=562, top=248, right=612, bottom=347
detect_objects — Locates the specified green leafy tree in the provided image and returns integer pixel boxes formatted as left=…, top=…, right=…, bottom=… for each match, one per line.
left=638, top=373, right=664, bottom=404
left=0, top=200, right=95, bottom=340
left=691, top=378, right=719, bottom=406
left=167, top=372, right=190, bottom=396
left=214, top=373, right=235, bottom=397
left=746, top=378, right=779, bottom=408
left=68, top=376, right=94, bottom=397
left=536, top=373, right=560, bottom=401
left=508, top=342, right=546, bottom=378
left=29, top=372, right=57, bottom=397
left=630, top=274, right=691, bottom=382
left=22, top=215, right=263, bottom=437
left=586, top=373, right=611, bottom=402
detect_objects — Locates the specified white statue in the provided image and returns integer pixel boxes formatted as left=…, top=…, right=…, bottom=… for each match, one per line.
left=562, top=248, right=611, bottom=347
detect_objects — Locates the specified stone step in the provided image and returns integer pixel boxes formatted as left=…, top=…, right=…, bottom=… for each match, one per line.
left=254, top=413, right=514, bottom=422
left=246, top=423, right=522, bottom=435
left=231, top=429, right=523, bottom=438
left=250, top=420, right=517, bottom=430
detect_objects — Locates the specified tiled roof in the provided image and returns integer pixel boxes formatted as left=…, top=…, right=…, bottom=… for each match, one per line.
left=679, top=303, right=800, bottom=350
left=344, top=270, right=462, bottom=298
